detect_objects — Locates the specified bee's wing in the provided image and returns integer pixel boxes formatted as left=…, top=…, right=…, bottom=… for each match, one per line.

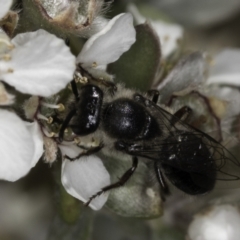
left=131, top=95, right=240, bottom=187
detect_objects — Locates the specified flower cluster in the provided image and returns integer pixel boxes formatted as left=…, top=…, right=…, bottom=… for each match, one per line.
left=1, top=3, right=240, bottom=236
left=0, top=2, right=136, bottom=210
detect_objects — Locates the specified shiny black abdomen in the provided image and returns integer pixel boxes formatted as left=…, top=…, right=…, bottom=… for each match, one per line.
left=70, top=84, right=103, bottom=136
left=161, top=132, right=216, bottom=194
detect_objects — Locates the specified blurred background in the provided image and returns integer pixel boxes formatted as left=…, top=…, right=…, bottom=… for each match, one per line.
left=2, top=0, right=240, bottom=239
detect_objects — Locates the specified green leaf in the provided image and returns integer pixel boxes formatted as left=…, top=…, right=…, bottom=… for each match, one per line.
left=101, top=154, right=163, bottom=218
left=47, top=209, right=94, bottom=240
left=59, top=185, right=83, bottom=224
left=108, top=23, right=161, bottom=91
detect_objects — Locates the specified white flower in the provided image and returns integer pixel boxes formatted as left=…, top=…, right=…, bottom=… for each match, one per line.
left=156, top=52, right=206, bottom=102
left=0, top=28, right=76, bottom=194
left=0, top=82, right=14, bottom=105
left=34, top=0, right=106, bottom=37
left=150, top=0, right=240, bottom=27
left=0, top=29, right=76, bottom=97
left=60, top=144, right=110, bottom=210
left=0, top=0, right=12, bottom=19
left=203, top=49, right=240, bottom=138
left=77, top=13, right=136, bottom=71
left=156, top=50, right=240, bottom=143
left=0, top=26, right=75, bottom=182
left=207, top=49, right=240, bottom=87
left=127, top=3, right=183, bottom=58
left=0, top=13, right=136, bottom=210
left=188, top=204, right=240, bottom=240
left=0, top=110, right=43, bottom=181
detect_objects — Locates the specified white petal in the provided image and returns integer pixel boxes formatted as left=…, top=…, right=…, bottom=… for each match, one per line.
left=0, top=0, right=12, bottom=19
left=0, top=82, right=14, bottom=105
left=207, top=49, right=240, bottom=86
left=23, top=96, right=40, bottom=120
left=0, top=110, right=35, bottom=181
left=77, top=13, right=136, bottom=68
left=158, top=52, right=206, bottom=102
left=128, top=3, right=183, bottom=57
left=151, top=21, right=183, bottom=57
left=188, top=204, right=240, bottom=240
left=127, top=3, right=146, bottom=25
left=152, top=0, right=240, bottom=27
left=61, top=147, right=110, bottom=210
left=0, top=29, right=76, bottom=97
left=24, top=121, right=44, bottom=167
left=0, top=31, right=13, bottom=54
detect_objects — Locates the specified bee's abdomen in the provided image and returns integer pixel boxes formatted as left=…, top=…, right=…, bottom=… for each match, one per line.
left=161, top=132, right=216, bottom=194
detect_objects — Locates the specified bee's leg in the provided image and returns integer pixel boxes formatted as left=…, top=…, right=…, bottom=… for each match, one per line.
left=85, top=156, right=138, bottom=206
left=154, top=162, right=170, bottom=200
left=58, top=108, right=76, bottom=142
left=70, top=80, right=80, bottom=101
left=172, top=106, right=192, bottom=124
left=64, top=144, right=104, bottom=161
left=147, top=90, right=160, bottom=103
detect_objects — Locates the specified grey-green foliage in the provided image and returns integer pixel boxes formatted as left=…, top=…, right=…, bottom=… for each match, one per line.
left=101, top=153, right=163, bottom=218
left=108, top=23, right=161, bottom=91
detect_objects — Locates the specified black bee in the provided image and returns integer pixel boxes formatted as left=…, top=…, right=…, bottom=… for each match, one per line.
left=59, top=70, right=240, bottom=205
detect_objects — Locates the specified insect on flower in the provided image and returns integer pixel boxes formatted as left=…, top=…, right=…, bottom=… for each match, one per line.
left=58, top=66, right=240, bottom=206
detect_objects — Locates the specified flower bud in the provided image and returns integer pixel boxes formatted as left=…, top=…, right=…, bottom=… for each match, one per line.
left=26, top=0, right=106, bottom=36
left=0, top=11, right=19, bottom=37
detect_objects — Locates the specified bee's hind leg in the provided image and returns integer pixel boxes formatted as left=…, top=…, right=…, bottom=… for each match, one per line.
left=154, top=162, right=170, bottom=201
left=85, top=156, right=138, bottom=207
left=70, top=79, right=80, bottom=101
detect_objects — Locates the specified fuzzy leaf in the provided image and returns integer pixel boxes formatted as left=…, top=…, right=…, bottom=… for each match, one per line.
left=108, top=23, right=161, bottom=91
left=102, top=154, right=163, bottom=218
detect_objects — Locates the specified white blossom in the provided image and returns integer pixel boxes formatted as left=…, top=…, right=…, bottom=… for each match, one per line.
left=77, top=13, right=136, bottom=70
left=158, top=49, right=240, bottom=115
left=188, top=204, right=240, bottom=240
left=35, top=0, right=105, bottom=37
left=0, top=0, right=12, bottom=19
left=0, top=29, right=76, bottom=97
left=127, top=3, right=183, bottom=58
left=0, top=82, right=14, bottom=105
left=207, top=49, right=240, bottom=86
left=0, top=110, right=43, bottom=181
left=60, top=144, right=111, bottom=210
left=150, top=0, right=240, bottom=27
left=0, top=12, right=136, bottom=210
left=0, top=27, right=76, bottom=184
left=202, top=49, right=240, bottom=138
